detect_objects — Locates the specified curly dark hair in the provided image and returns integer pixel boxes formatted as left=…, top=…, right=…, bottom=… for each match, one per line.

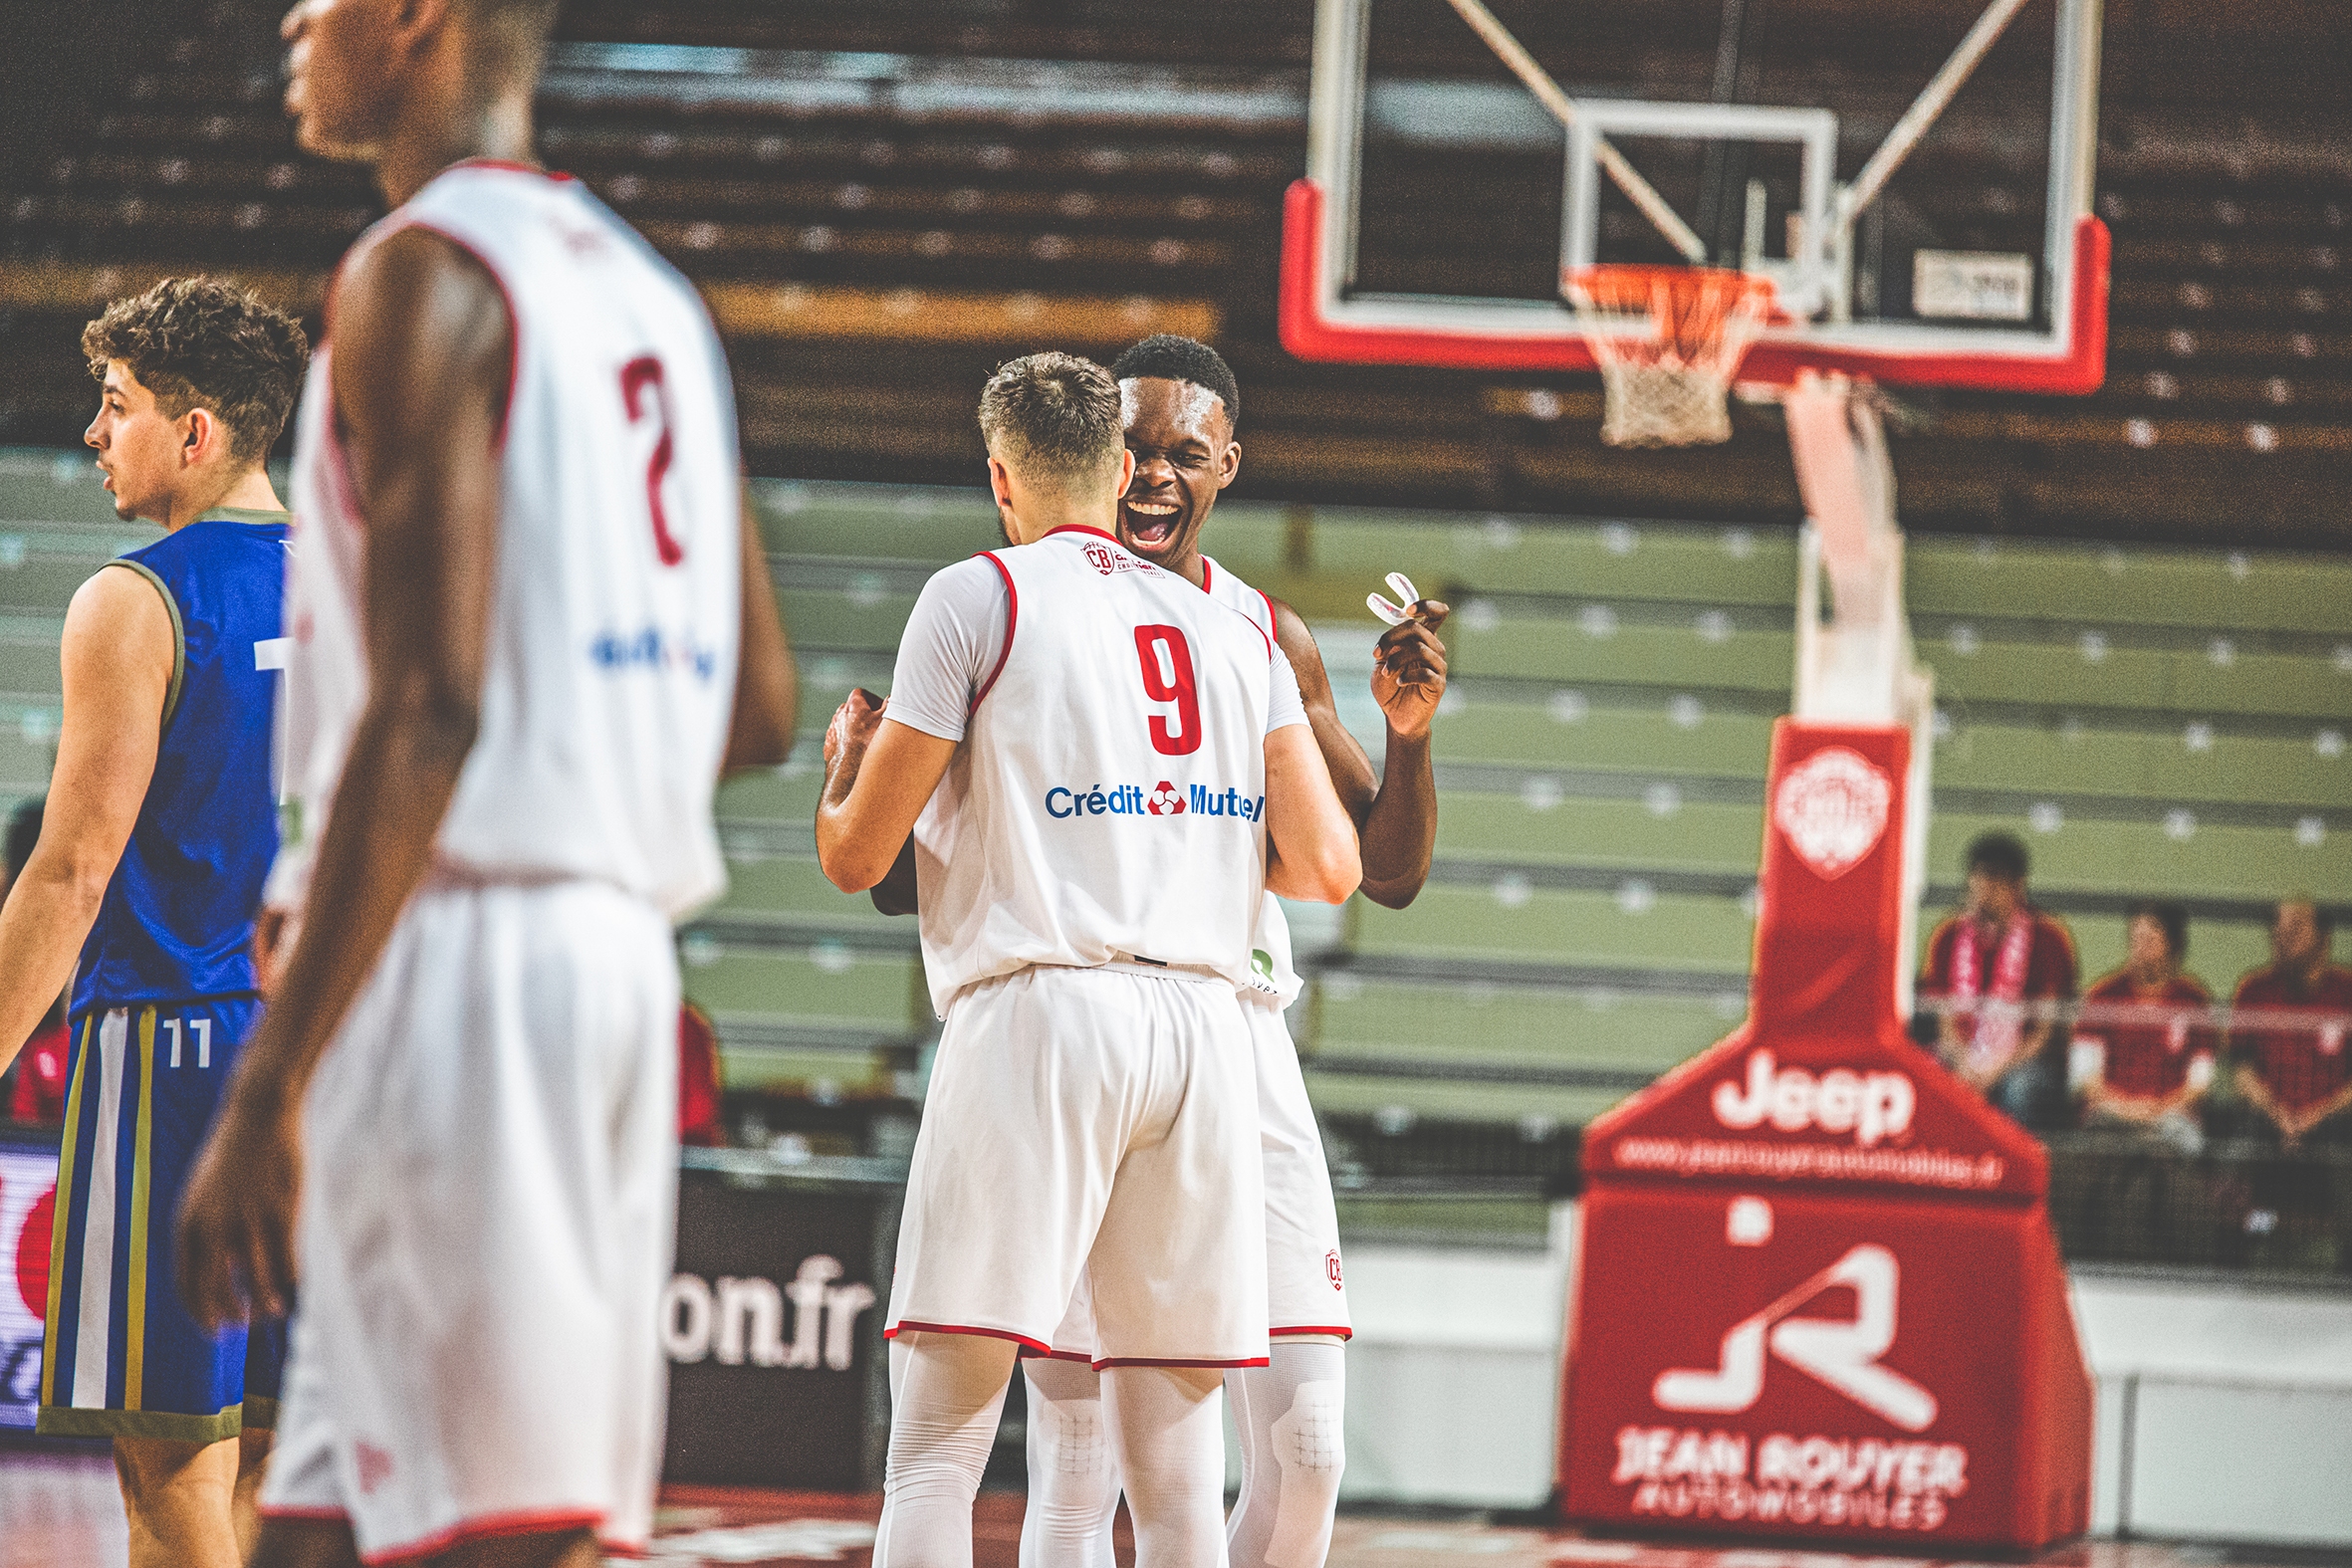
left=83, top=277, right=310, bottom=464
left=1111, top=334, right=1241, bottom=429
left=977, top=352, right=1123, bottom=488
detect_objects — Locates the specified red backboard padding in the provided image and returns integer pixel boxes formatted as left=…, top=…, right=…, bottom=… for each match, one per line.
left=1558, top=721, right=2093, bottom=1548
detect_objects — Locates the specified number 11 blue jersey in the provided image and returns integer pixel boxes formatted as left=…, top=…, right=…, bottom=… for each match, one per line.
left=72, top=509, right=288, bottom=1015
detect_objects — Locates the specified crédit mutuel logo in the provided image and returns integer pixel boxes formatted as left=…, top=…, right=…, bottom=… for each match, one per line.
left=1044, top=781, right=1266, bottom=821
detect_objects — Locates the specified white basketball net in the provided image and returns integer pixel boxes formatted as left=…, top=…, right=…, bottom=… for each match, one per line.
left=1565, top=266, right=1778, bottom=448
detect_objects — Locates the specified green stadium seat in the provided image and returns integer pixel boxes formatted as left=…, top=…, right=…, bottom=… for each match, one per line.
left=1313, top=976, right=1737, bottom=1075
left=1433, top=702, right=1773, bottom=779
left=1301, top=1068, right=1628, bottom=1126
left=1445, top=617, right=1795, bottom=693
left=1935, top=722, right=2352, bottom=809
left=1435, top=790, right=1765, bottom=875
left=683, top=947, right=922, bottom=1034
left=1926, top=811, right=2349, bottom=904
left=1908, top=538, right=2352, bottom=636
left=1350, top=883, right=1756, bottom=974
left=709, top=854, right=903, bottom=934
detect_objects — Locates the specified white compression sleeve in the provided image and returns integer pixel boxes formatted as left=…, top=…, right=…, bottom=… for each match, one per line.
left=1226, top=1340, right=1346, bottom=1568
left=876, top=1332, right=1022, bottom=1568
left=1020, top=1358, right=1121, bottom=1568
left=1103, top=1364, right=1228, bottom=1568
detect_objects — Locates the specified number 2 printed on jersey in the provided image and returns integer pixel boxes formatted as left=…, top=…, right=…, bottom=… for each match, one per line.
left=619, top=355, right=686, bottom=566
left=1133, top=624, right=1203, bottom=756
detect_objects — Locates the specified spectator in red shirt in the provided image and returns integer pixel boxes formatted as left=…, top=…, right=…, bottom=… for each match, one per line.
left=2076, top=901, right=2216, bottom=1138
left=2229, top=896, right=2352, bottom=1152
left=0, top=797, right=69, bottom=1125
left=1919, top=831, right=2078, bottom=1128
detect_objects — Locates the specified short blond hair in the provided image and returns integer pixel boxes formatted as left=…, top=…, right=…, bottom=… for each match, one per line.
left=977, top=352, right=1123, bottom=490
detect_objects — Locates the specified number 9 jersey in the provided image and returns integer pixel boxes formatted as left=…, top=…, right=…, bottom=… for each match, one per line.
left=272, top=161, right=742, bottom=921
left=905, top=525, right=1302, bottom=1016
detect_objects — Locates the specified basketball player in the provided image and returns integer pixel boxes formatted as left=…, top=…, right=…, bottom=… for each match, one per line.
left=817, top=352, right=1361, bottom=1568
left=172, top=1, right=796, bottom=1564
left=1012, top=336, right=1450, bottom=1568
left=0, top=276, right=306, bottom=1568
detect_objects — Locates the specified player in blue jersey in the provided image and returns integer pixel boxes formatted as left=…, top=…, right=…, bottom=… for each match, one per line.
left=0, top=277, right=308, bottom=1568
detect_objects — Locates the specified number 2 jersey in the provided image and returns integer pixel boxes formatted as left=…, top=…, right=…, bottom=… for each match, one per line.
left=72, top=511, right=288, bottom=1014
left=887, top=526, right=1307, bottom=1016
left=273, top=161, right=742, bottom=919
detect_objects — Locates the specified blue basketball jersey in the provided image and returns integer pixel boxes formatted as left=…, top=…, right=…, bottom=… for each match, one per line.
left=72, top=510, right=288, bottom=1014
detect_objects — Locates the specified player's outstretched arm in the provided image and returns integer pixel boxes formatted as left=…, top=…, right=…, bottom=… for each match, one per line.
left=816, top=690, right=955, bottom=894
left=0, top=568, right=173, bottom=1075
left=178, top=226, right=509, bottom=1329
left=724, top=490, right=797, bottom=774
left=1271, top=595, right=1449, bottom=910
left=1264, top=724, right=1360, bottom=905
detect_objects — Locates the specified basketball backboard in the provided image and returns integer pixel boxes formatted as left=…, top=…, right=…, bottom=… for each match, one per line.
left=1283, top=0, right=2108, bottom=393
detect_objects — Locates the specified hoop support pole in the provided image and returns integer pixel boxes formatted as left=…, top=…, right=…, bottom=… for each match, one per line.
left=1838, top=0, right=2036, bottom=225
left=1441, top=0, right=1709, bottom=263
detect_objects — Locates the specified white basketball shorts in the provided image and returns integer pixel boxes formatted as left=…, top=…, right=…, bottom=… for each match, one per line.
left=886, top=963, right=1268, bottom=1367
left=258, top=878, right=679, bottom=1564
left=1041, top=997, right=1348, bottom=1361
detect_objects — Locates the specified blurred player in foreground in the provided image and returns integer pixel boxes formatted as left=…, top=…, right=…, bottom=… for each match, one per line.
left=174, top=0, right=796, bottom=1564
left=818, top=352, right=1360, bottom=1568
left=1009, top=335, right=1449, bottom=1568
left=0, top=276, right=305, bottom=1567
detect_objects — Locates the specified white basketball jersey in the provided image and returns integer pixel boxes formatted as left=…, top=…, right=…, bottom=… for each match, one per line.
left=272, top=162, right=741, bottom=918
left=1201, top=556, right=1303, bottom=1010
left=913, top=527, right=1279, bottom=1015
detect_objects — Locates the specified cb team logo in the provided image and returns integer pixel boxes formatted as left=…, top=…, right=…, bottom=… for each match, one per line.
left=1770, top=747, right=1891, bottom=881
left=1146, top=781, right=1186, bottom=816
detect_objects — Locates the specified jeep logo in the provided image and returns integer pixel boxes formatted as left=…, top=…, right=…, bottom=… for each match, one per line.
left=1711, top=1049, right=1915, bottom=1149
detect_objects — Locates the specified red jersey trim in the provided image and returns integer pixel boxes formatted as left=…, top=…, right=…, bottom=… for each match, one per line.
left=359, top=1508, right=604, bottom=1567
left=1271, top=1325, right=1353, bottom=1339
left=1201, top=559, right=1214, bottom=592
left=1091, top=1355, right=1273, bottom=1370
left=886, top=1319, right=1052, bottom=1355
left=1018, top=1347, right=1096, bottom=1363
left=392, top=220, right=520, bottom=452
left=971, top=552, right=1019, bottom=716
left=1045, top=524, right=1122, bottom=546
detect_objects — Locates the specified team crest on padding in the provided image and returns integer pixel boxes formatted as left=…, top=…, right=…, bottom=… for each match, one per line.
left=1146, top=781, right=1186, bottom=815
left=1770, top=746, right=1892, bottom=880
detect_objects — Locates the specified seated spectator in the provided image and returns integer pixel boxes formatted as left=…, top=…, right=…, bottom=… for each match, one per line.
left=1920, top=831, right=2078, bottom=1127
left=2075, top=901, right=2215, bottom=1144
left=0, top=797, right=68, bottom=1125
left=2228, top=896, right=2352, bottom=1152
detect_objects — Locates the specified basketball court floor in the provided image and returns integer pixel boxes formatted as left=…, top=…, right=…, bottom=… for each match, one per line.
left=7, top=1453, right=2351, bottom=1568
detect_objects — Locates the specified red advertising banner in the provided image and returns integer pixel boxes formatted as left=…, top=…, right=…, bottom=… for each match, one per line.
left=1559, top=722, right=2093, bottom=1549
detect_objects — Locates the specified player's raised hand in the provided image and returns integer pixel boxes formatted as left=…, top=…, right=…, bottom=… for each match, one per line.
left=175, top=1060, right=302, bottom=1330
left=1371, top=600, right=1450, bottom=742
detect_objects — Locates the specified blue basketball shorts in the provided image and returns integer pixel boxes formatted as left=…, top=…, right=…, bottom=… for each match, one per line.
left=39, top=997, right=288, bottom=1442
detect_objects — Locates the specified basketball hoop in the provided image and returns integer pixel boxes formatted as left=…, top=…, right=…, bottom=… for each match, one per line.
left=1563, top=266, right=1778, bottom=448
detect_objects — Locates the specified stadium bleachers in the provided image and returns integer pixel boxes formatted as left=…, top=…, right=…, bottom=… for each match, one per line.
left=0, top=0, right=2345, bottom=1145
left=5, top=0, right=2351, bottom=545
left=0, top=452, right=2339, bottom=1135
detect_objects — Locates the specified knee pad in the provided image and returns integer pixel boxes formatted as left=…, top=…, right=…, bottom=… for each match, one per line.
left=1033, top=1391, right=1114, bottom=1488
left=1264, top=1379, right=1343, bottom=1568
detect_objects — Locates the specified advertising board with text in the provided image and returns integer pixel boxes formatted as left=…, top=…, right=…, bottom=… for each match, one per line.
left=1560, top=723, right=2093, bottom=1549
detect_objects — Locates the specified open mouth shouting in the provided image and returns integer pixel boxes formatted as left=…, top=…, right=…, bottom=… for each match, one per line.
left=1120, top=494, right=1184, bottom=554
